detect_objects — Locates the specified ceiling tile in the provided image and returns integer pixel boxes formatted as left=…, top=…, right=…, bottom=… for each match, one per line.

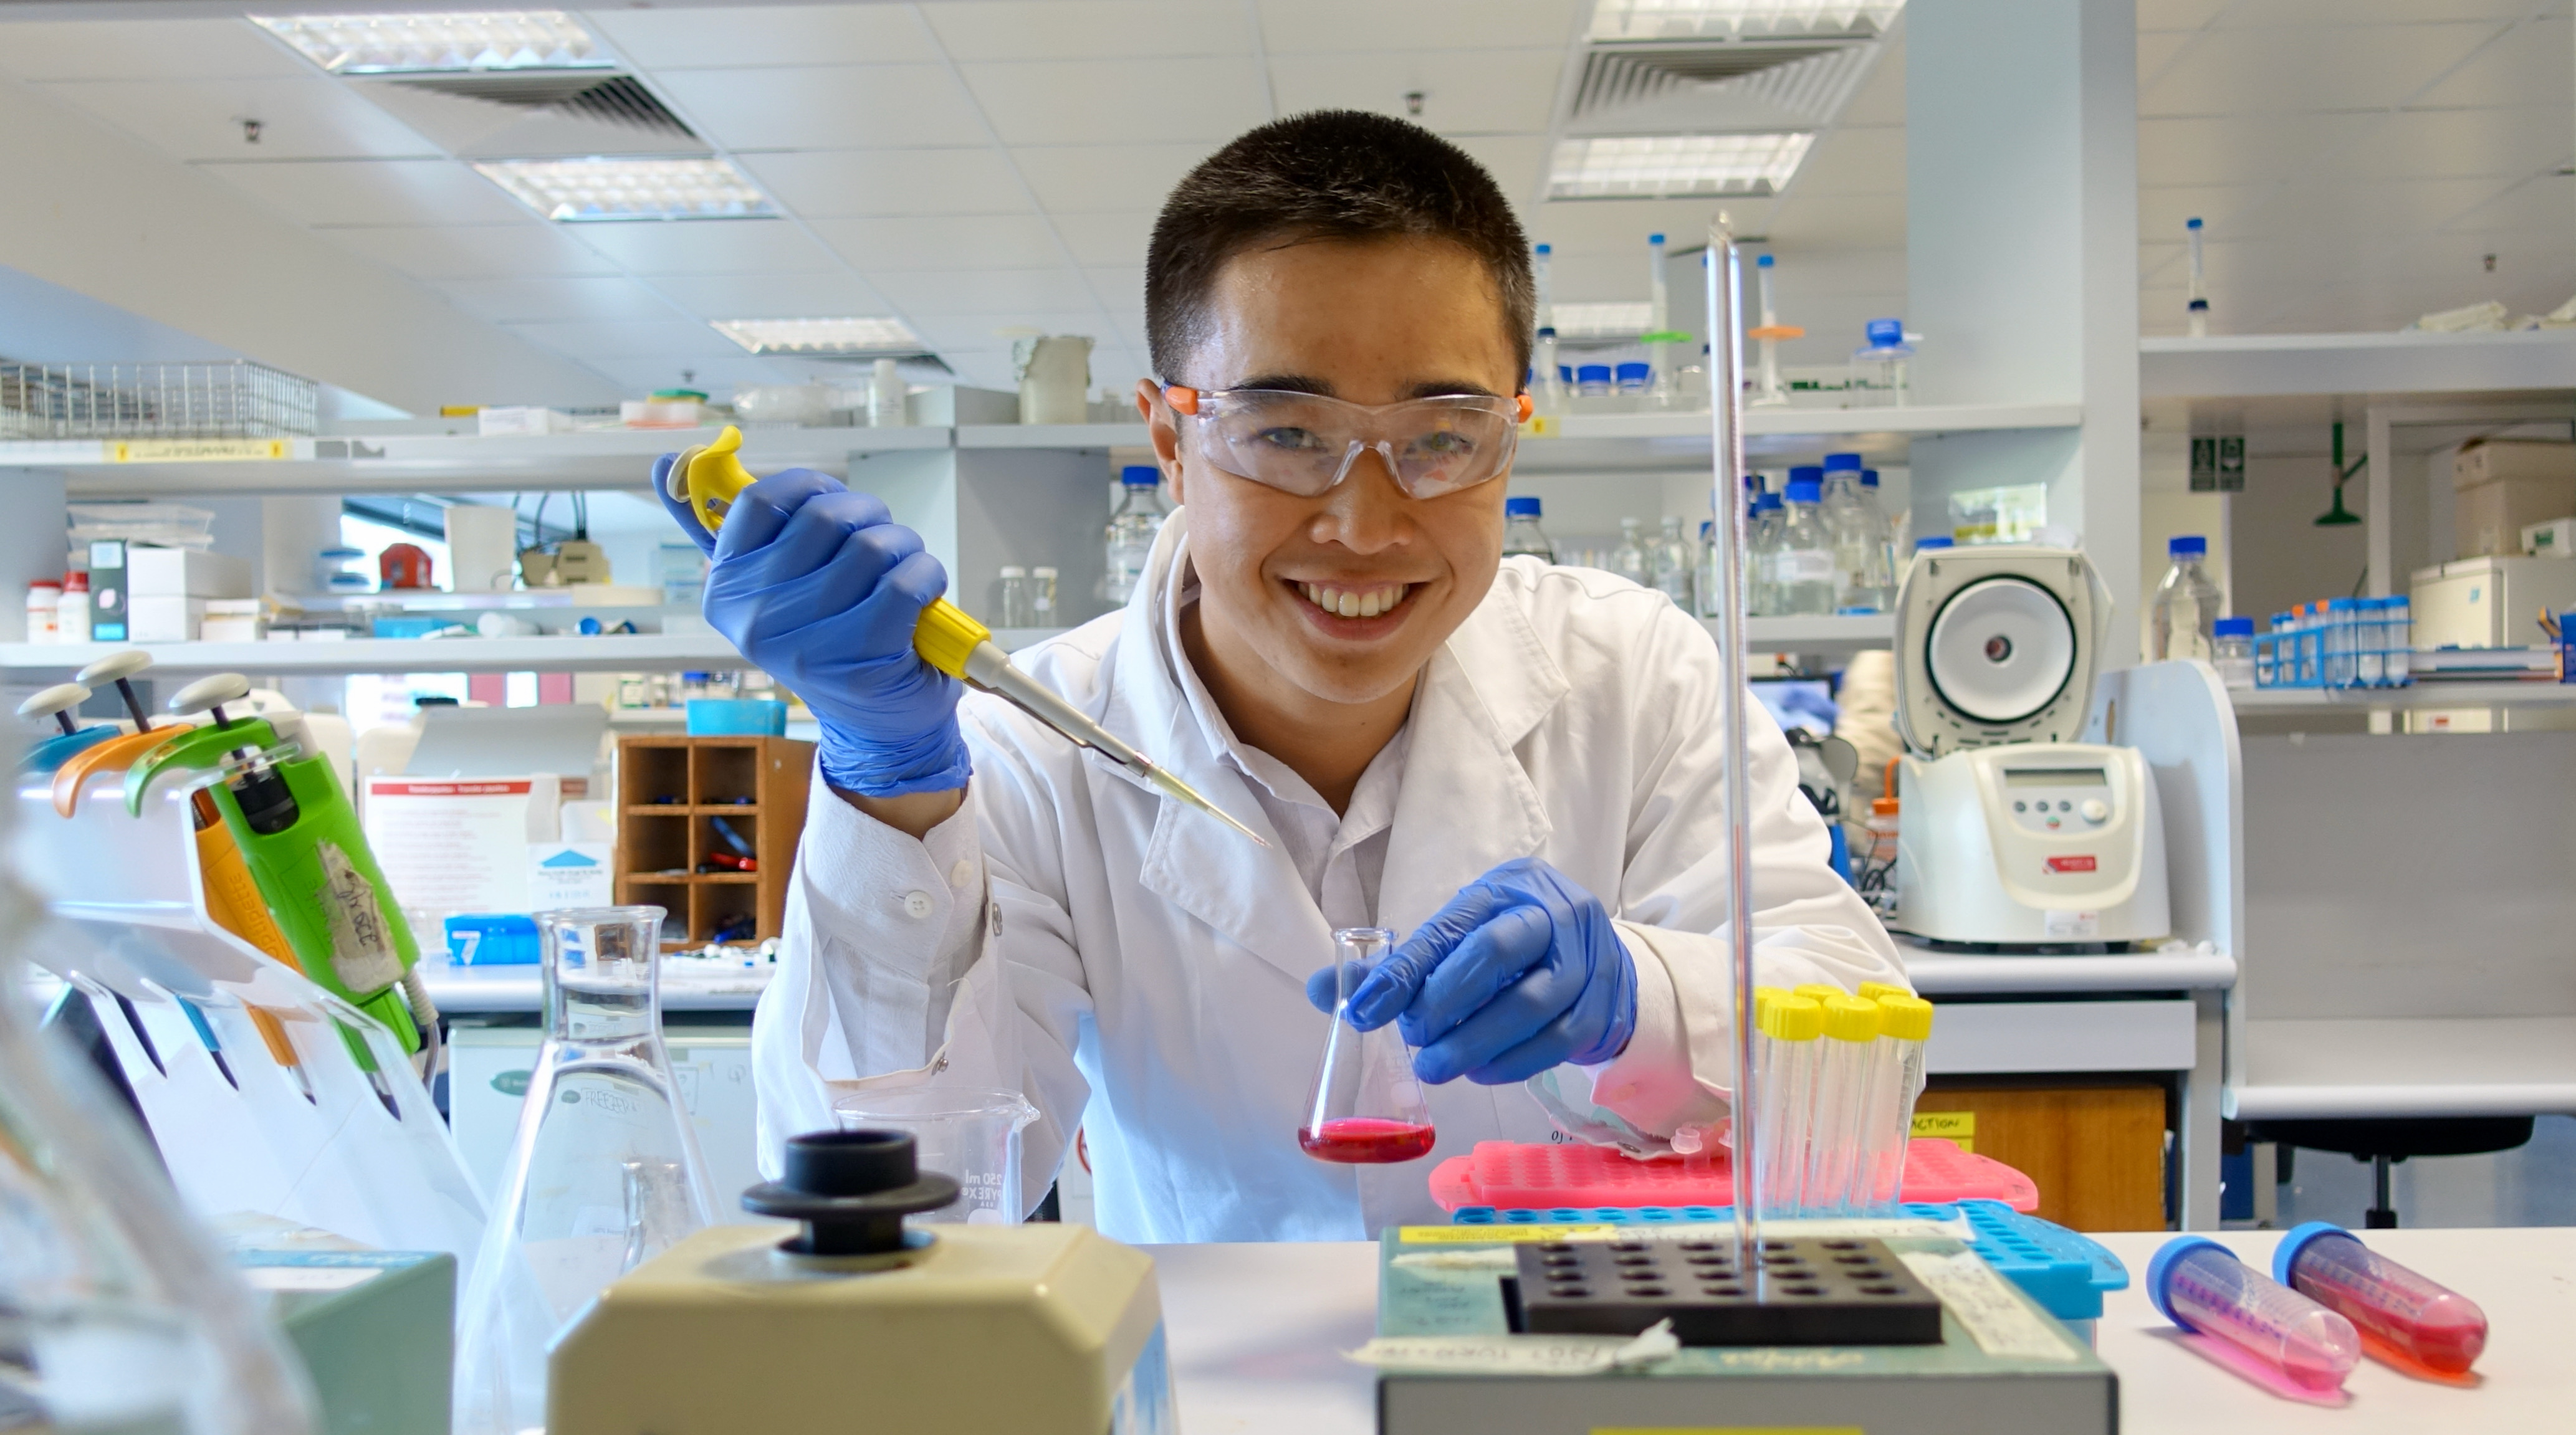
left=872, top=267, right=1096, bottom=314
left=2226, top=176, right=2507, bottom=239
left=739, top=148, right=1030, bottom=217
left=436, top=277, right=683, bottom=323
left=2140, top=23, right=2506, bottom=116
left=2363, top=105, right=2574, bottom=181
left=910, top=312, right=1108, bottom=351
left=2138, top=184, right=2271, bottom=243
left=1785, top=125, right=1903, bottom=196
left=2211, top=0, right=2550, bottom=26
left=1839, top=39, right=1903, bottom=126
left=813, top=214, right=1068, bottom=269
left=502, top=319, right=750, bottom=362
left=198, top=158, right=528, bottom=226
left=2137, top=112, right=2377, bottom=186
left=586, top=355, right=816, bottom=395
left=2410, top=16, right=2575, bottom=109
left=1012, top=143, right=1217, bottom=211
left=1268, top=50, right=1562, bottom=133
left=1050, top=212, right=1153, bottom=268
left=2441, top=174, right=2576, bottom=233
left=1527, top=198, right=1778, bottom=254
left=2138, top=0, right=2231, bottom=31
left=923, top=346, right=1022, bottom=391
left=33, top=78, right=436, bottom=161
left=923, top=1, right=1254, bottom=60
left=585, top=5, right=941, bottom=69
left=572, top=221, right=846, bottom=275
left=320, top=222, right=621, bottom=280
left=959, top=58, right=1270, bottom=145
left=1086, top=265, right=1147, bottom=313
left=651, top=272, right=895, bottom=320
left=2136, top=30, right=2193, bottom=89
left=0, top=19, right=311, bottom=80
left=653, top=65, right=984, bottom=150
left=1447, top=133, right=1553, bottom=204
left=1763, top=192, right=1906, bottom=249
left=1255, top=0, right=1578, bottom=54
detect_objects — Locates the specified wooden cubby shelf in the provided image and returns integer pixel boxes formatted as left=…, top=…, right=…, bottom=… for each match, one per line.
left=614, top=734, right=813, bottom=948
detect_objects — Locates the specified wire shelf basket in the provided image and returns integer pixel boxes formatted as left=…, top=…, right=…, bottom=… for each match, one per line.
left=0, top=360, right=320, bottom=440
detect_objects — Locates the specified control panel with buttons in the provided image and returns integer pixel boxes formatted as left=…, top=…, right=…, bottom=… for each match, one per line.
left=2003, top=768, right=2112, bottom=833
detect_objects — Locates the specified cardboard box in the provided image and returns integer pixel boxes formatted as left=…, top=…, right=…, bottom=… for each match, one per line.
left=126, top=545, right=252, bottom=598
left=200, top=598, right=264, bottom=643
left=2526, top=516, right=2576, bottom=556
left=2458, top=475, right=2576, bottom=558
left=127, top=594, right=207, bottom=642
left=2455, top=438, right=2576, bottom=490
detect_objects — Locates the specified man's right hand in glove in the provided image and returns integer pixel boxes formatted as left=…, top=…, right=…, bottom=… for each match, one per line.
left=656, top=455, right=969, bottom=827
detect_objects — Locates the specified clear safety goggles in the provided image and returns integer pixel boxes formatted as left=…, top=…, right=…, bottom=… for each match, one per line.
left=1164, top=385, right=1533, bottom=500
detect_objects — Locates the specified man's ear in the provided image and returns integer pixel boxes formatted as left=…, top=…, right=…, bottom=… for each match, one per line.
left=1137, top=377, right=1187, bottom=504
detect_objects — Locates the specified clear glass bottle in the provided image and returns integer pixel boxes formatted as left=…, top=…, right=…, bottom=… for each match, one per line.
left=2385, top=596, right=2413, bottom=686
left=1651, top=515, right=1697, bottom=613
left=1502, top=495, right=1556, bottom=561
left=1748, top=491, right=1786, bottom=616
left=997, top=565, right=1035, bottom=627
left=1530, top=327, right=1566, bottom=416
left=1100, top=465, right=1167, bottom=606
left=1028, top=565, right=1059, bottom=628
left=2354, top=599, right=2387, bottom=689
left=1615, top=360, right=1652, bottom=412
left=1300, top=928, right=1435, bottom=1164
left=1849, top=318, right=1913, bottom=408
left=2213, top=616, right=2256, bottom=690
left=1610, top=517, right=1651, bottom=586
left=2150, top=535, right=2222, bottom=663
left=1697, top=519, right=1723, bottom=619
left=455, top=905, right=717, bottom=1435
left=1573, top=363, right=1615, bottom=414
left=1774, top=476, right=1838, bottom=616
left=1821, top=454, right=1892, bottom=613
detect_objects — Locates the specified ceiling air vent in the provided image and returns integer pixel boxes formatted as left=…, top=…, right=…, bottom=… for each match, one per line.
left=1567, top=39, right=1879, bottom=135
left=386, top=72, right=693, bottom=139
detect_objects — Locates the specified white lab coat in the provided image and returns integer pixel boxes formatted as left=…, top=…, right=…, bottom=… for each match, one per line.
left=752, top=513, right=1903, bottom=1243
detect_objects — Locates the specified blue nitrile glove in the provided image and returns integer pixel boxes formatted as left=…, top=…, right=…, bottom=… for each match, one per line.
left=656, top=452, right=968, bottom=796
left=1303, top=857, right=1639, bottom=1086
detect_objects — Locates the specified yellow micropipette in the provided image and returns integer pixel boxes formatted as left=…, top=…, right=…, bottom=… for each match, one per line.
left=668, top=427, right=1268, bottom=849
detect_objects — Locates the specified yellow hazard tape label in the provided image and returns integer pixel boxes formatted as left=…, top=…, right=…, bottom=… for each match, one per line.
left=109, top=437, right=289, bottom=462
left=1912, top=1110, right=1974, bottom=1153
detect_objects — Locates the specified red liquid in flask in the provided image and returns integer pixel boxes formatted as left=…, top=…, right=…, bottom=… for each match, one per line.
left=1298, top=1117, right=1437, bottom=1163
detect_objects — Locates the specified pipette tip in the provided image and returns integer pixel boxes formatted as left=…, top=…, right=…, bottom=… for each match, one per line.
left=1138, top=760, right=1270, bottom=847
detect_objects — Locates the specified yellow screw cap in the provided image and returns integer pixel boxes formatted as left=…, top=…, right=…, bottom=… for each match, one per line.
left=1822, top=994, right=1882, bottom=1043
left=1875, top=994, right=1935, bottom=1042
left=1793, top=982, right=1846, bottom=1006
left=1857, top=980, right=1912, bottom=1003
left=911, top=598, right=992, bottom=679
left=1759, top=994, right=1823, bottom=1041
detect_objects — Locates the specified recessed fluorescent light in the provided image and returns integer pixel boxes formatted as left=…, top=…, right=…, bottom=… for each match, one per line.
left=474, top=158, right=772, bottom=222
left=1590, top=0, right=1904, bottom=42
left=252, top=11, right=611, bottom=74
left=711, top=318, right=926, bottom=356
left=1547, top=134, right=1814, bottom=200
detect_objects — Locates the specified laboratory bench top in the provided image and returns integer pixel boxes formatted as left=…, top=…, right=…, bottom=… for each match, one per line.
left=1148, top=1225, right=2574, bottom=1434
left=420, top=942, right=2233, bottom=1016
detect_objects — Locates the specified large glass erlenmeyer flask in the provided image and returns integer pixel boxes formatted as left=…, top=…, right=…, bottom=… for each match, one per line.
left=1300, top=927, right=1437, bottom=1163
left=454, top=905, right=716, bottom=1434
left=0, top=894, right=317, bottom=1434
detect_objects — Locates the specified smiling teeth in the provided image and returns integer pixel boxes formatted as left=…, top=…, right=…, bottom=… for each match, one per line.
left=1300, top=582, right=1410, bottom=619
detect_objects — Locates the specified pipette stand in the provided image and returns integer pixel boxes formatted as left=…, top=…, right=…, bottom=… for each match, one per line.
left=1515, top=1234, right=1942, bottom=1345
left=14, top=773, right=485, bottom=1261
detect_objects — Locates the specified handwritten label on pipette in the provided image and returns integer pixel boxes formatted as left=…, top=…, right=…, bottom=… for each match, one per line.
left=1895, top=1249, right=2080, bottom=1362
left=1345, top=1320, right=1679, bottom=1376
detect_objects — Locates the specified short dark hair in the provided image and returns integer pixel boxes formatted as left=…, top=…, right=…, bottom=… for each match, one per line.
left=1145, top=110, right=1534, bottom=386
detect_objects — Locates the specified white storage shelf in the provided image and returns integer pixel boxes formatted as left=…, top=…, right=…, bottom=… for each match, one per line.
left=1712, top=613, right=1894, bottom=654
left=2229, top=681, right=2576, bottom=711
left=2140, top=329, right=2576, bottom=400
left=1, top=403, right=2082, bottom=496
left=2234, top=1016, right=2576, bottom=1120
left=0, top=632, right=744, bottom=675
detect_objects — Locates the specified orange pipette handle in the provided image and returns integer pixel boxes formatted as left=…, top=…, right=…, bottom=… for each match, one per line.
left=51, top=727, right=179, bottom=818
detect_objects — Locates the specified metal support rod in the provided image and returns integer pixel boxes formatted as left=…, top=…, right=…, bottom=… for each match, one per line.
left=1704, top=217, right=1758, bottom=1271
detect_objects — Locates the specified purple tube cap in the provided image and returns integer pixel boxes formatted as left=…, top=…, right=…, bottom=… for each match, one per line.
left=2146, top=1234, right=2233, bottom=1332
left=2272, top=1221, right=2352, bottom=1287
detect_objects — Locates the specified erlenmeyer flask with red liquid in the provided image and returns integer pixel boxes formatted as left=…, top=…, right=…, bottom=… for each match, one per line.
left=1300, top=927, right=1437, bottom=1163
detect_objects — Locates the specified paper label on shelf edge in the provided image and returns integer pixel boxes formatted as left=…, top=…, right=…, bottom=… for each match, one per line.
left=1895, top=1249, right=2080, bottom=1363
left=1346, top=1321, right=1679, bottom=1376
left=1911, top=1110, right=1975, bottom=1153
left=108, top=437, right=290, bottom=462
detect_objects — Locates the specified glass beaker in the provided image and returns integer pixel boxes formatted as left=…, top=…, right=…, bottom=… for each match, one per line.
left=454, top=905, right=717, bottom=1435
left=1300, top=927, right=1437, bottom=1163
left=831, top=1086, right=1040, bottom=1225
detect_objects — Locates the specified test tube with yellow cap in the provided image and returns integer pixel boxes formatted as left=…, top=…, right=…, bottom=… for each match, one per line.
left=1753, top=994, right=1822, bottom=1216
left=1805, top=995, right=1884, bottom=1215
left=1862, top=994, right=1935, bottom=1215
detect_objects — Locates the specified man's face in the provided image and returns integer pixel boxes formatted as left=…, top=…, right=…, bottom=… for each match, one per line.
left=1142, top=236, right=1519, bottom=709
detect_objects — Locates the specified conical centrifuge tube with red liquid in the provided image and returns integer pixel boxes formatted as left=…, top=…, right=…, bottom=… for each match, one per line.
left=1300, top=927, right=1437, bottom=1164
left=2275, top=1223, right=2487, bottom=1375
left=2149, top=1236, right=2360, bottom=1394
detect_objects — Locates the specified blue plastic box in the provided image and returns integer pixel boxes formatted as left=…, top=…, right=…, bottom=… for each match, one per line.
left=686, top=698, right=787, bottom=736
left=445, top=913, right=539, bottom=966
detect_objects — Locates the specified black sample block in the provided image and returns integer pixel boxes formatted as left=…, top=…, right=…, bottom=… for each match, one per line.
left=1512, top=1235, right=1944, bottom=1347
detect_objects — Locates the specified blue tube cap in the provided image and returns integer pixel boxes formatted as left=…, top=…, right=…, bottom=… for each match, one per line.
left=1576, top=363, right=1612, bottom=383
left=2146, top=1234, right=2233, bottom=1332
left=1861, top=469, right=1880, bottom=486
left=1121, top=465, right=1160, bottom=486
left=1915, top=536, right=1953, bottom=551
left=1505, top=496, right=1541, bottom=518
left=2272, top=1222, right=2351, bottom=1287
left=2169, top=534, right=2207, bottom=558
left=1786, top=478, right=1822, bottom=503
left=1788, top=464, right=1824, bottom=484
left=2215, top=616, right=2255, bottom=636
left=1822, top=452, right=1863, bottom=471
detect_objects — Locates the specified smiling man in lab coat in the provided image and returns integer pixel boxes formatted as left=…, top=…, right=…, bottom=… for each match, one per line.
left=666, top=110, right=1904, bottom=1242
